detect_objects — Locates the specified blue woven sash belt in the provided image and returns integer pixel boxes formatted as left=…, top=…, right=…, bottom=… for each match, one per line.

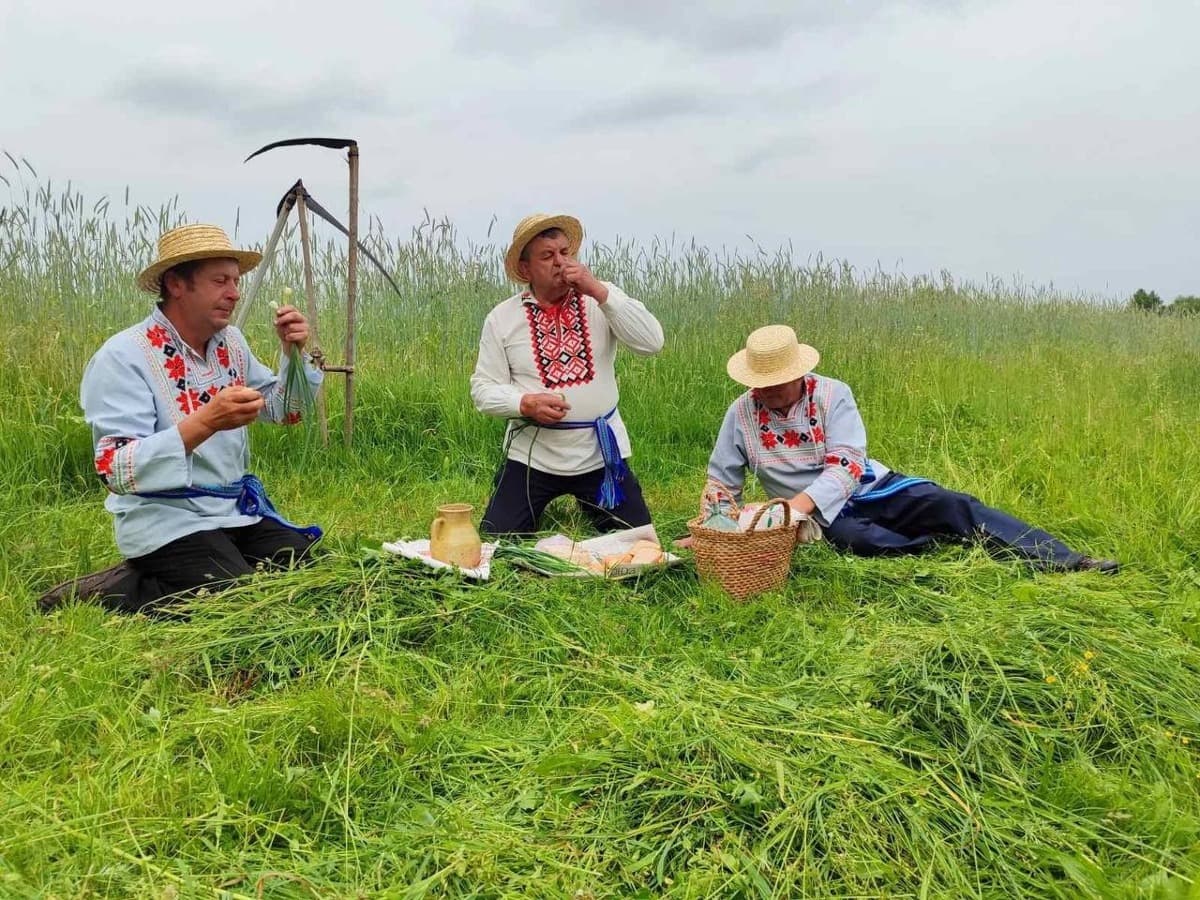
left=542, top=406, right=627, bottom=509
left=135, top=474, right=323, bottom=540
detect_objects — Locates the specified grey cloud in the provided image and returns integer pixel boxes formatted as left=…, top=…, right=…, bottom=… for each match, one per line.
left=456, top=4, right=790, bottom=55
left=460, top=0, right=965, bottom=56
left=561, top=0, right=799, bottom=52
left=566, top=75, right=856, bottom=133
left=566, top=89, right=730, bottom=130
left=728, top=136, right=814, bottom=174
left=112, top=69, right=390, bottom=132
left=455, top=8, right=550, bottom=54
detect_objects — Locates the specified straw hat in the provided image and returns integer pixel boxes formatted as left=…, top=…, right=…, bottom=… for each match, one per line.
left=726, top=325, right=820, bottom=388
left=136, top=223, right=262, bottom=294
left=504, top=213, right=583, bottom=283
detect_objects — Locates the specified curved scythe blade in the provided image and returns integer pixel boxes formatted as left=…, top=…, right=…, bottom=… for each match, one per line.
left=244, top=137, right=357, bottom=163
left=303, top=193, right=404, bottom=299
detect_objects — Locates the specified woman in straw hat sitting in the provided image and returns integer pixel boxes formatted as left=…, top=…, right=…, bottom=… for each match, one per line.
left=695, top=324, right=1118, bottom=572
left=39, top=224, right=324, bottom=614
left=471, top=214, right=664, bottom=536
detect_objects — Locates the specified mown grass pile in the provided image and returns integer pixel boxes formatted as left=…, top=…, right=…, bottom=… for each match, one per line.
left=1, top=164, right=1199, bottom=897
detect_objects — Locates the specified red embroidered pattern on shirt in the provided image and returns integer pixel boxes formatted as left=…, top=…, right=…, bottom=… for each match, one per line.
left=147, top=324, right=238, bottom=415
left=523, top=291, right=595, bottom=389
left=753, top=376, right=821, bottom=450
left=146, top=324, right=171, bottom=349
left=94, top=435, right=137, bottom=490
left=825, top=453, right=864, bottom=480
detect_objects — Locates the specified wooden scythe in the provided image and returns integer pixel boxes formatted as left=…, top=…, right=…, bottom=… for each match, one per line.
left=242, top=137, right=400, bottom=448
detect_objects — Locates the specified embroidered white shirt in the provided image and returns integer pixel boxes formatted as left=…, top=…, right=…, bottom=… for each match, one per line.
left=470, top=282, right=664, bottom=475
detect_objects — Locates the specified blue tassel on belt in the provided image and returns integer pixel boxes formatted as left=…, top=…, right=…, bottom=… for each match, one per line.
left=542, top=406, right=627, bottom=509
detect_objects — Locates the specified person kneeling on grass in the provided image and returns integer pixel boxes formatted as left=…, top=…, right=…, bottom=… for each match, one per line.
left=470, top=213, right=665, bottom=536
left=38, top=224, right=324, bottom=615
left=689, top=324, right=1118, bottom=573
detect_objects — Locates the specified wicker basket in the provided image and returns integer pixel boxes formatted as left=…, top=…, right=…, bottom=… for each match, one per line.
left=687, top=497, right=800, bottom=600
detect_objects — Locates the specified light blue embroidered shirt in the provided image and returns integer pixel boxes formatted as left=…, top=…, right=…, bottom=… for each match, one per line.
left=81, top=307, right=322, bottom=558
left=706, top=374, right=891, bottom=526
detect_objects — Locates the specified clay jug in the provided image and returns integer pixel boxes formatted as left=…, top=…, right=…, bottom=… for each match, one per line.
left=429, top=503, right=482, bottom=568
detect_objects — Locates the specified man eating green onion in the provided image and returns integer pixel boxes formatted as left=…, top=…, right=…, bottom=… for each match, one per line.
left=39, top=224, right=323, bottom=614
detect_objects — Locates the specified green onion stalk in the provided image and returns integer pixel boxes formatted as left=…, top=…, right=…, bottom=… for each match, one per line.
left=493, top=543, right=588, bottom=575
left=270, top=288, right=316, bottom=425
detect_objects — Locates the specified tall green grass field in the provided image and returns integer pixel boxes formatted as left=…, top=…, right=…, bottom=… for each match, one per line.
left=2, top=169, right=1199, bottom=898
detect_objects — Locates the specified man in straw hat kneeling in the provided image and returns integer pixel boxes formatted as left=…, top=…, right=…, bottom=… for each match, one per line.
left=38, top=224, right=324, bottom=614
left=693, top=324, right=1118, bottom=572
left=471, top=214, right=664, bottom=535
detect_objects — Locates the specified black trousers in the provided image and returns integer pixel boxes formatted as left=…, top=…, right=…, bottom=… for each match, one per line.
left=109, top=519, right=319, bottom=614
left=823, top=473, right=1082, bottom=568
left=481, top=459, right=652, bottom=537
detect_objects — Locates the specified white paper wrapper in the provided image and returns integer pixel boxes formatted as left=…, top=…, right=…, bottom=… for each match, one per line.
left=381, top=538, right=498, bottom=580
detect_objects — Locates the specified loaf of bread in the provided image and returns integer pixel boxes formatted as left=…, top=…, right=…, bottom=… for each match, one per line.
left=628, top=540, right=664, bottom=566
left=545, top=544, right=598, bottom=569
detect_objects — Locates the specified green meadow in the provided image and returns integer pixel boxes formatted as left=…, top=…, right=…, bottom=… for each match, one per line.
left=2, top=172, right=1199, bottom=898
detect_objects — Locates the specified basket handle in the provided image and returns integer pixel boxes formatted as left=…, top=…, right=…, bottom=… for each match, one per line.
left=699, top=478, right=741, bottom=520
left=747, top=498, right=793, bottom=531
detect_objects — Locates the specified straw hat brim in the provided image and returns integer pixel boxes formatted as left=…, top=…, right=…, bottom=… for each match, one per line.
left=137, top=249, right=263, bottom=294
left=726, top=344, right=820, bottom=388
left=504, top=214, right=583, bottom=283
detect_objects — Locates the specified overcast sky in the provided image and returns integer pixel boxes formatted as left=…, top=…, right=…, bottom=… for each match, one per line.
left=3, top=0, right=1197, bottom=301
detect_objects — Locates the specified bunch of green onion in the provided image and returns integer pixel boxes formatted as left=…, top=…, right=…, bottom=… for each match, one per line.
left=494, top=543, right=587, bottom=574
left=270, top=288, right=316, bottom=423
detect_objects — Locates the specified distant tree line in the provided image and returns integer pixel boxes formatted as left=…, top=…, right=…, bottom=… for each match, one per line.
left=1129, top=289, right=1200, bottom=316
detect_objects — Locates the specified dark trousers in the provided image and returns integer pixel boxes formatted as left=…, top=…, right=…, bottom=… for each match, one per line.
left=823, top=472, right=1082, bottom=568
left=110, top=519, right=319, bottom=614
left=481, top=459, right=652, bottom=537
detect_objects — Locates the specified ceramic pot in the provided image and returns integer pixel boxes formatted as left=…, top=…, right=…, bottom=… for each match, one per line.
left=429, top=503, right=482, bottom=568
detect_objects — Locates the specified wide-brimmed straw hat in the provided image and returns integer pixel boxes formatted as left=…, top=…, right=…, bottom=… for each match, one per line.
left=504, top=213, right=584, bottom=283
left=136, top=223, right=262, bottom=294
left=727, top=325, right=820, bottom=388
